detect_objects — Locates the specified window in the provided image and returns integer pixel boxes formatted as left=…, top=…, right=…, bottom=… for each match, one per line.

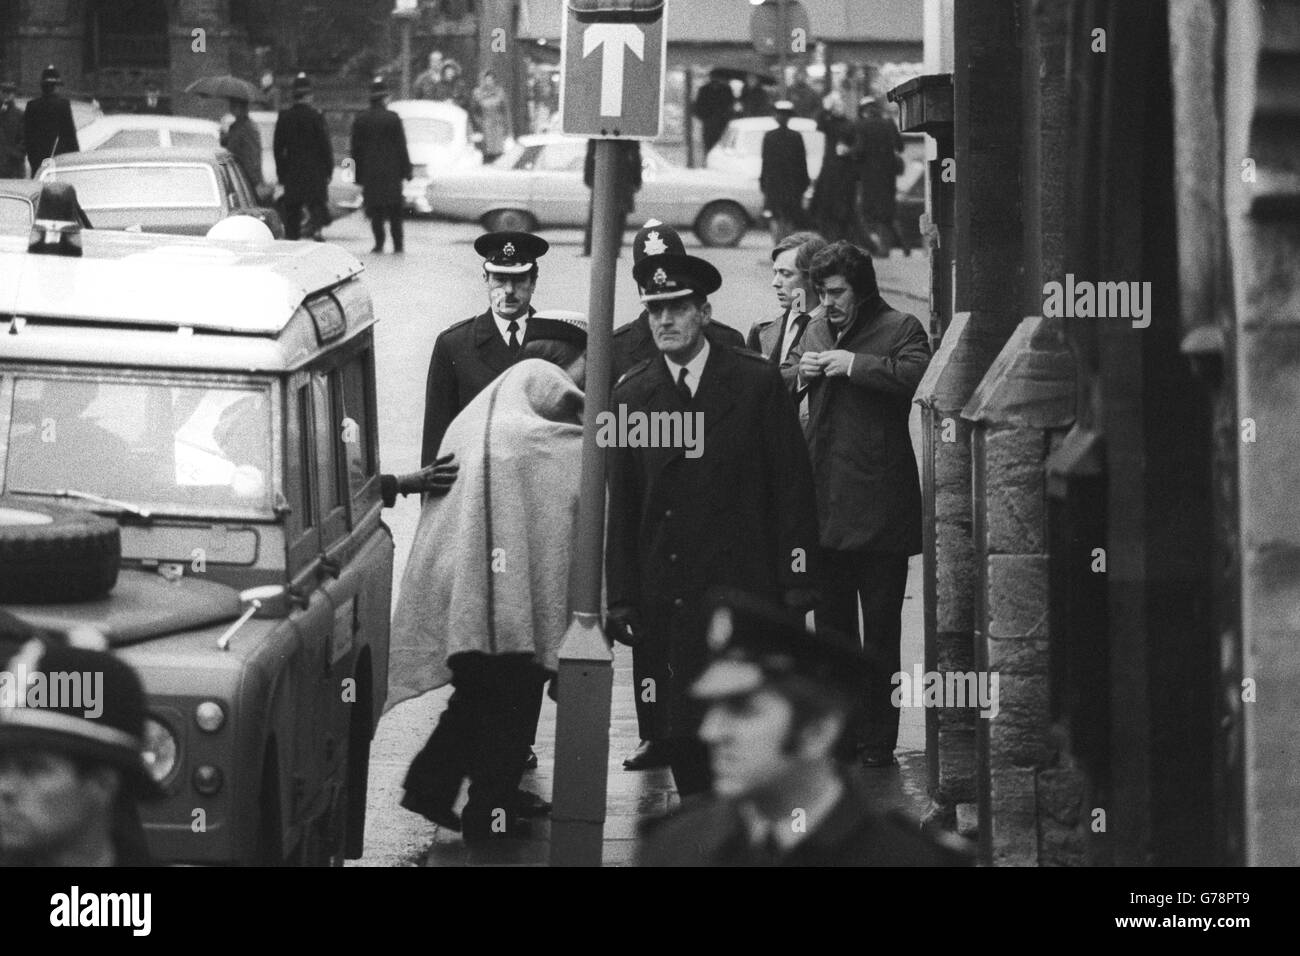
left=536, top=143, right=585, bottom=172
left=171, top=130, right=220, bottom=149
left=46, top=164, right=221, bottom=210
left=101, top=129, right=160, bottom=150
left=339, top=351, right=375, bottom=492
left=298, top=384, right=314, bottom=529
left=0, top=197, right=32, bottom=229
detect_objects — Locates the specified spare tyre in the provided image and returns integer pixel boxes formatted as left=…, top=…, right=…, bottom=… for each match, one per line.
left=0, top=497, right=121, bottom=604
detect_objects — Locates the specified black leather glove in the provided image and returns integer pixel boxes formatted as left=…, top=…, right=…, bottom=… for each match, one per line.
left=605, top=604, right=642, bottom=647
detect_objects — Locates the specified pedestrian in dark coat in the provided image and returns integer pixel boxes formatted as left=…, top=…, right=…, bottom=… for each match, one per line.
left=851, top=97, right=904, bottom=256
left=220, top=97, right=263, bottom=196
left=0, top=81, right=25, bottom=178
left=739, top=75, right=773, bottom=118
left=273, top=73, right=333, bottom=240
left=693, top=72, right=736, bottom=157
left=22, top=66, right=78, bottom=176
left=612, top=220, right=745, bottom=383
left=808, top=96, right=859, bottom=243
left=784, top=241, right=931, bottom=767
left=582, top=138, right=641, bottom=256
left=351, top=76, right=412, bottom=253
left=760, top=102, right=809, bottom=243
left=606, top=252, right=820, bottom=797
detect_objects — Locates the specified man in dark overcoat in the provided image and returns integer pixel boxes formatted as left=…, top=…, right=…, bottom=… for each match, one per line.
left=785, top=240, right=931, bottom=767
left=220, top=96, right=263, bottom=197
left=273, top=72, right=333, bottom=240
left=851, top=96, right=905, bottom=256
left=22, top=65, right=78, bottom=176
left=0, top=80, right=25, bottom=178
left=692, top=70, right=736, bottom=157
left=759, top=101, right=809, bottom=243
left=612, top=220, right=746, bottom=384
left=351, top=75, right=411, bottom=253
left=637, top=591, right=972, bottom=867
left=605, top=251, right=819, bottom=797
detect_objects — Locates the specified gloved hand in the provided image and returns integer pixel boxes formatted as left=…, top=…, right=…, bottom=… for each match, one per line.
left=605, top=604, right=642, bottom=647
left=397, top=453, right=458, bottom=497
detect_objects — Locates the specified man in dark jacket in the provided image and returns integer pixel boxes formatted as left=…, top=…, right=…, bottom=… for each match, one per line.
left=0, top=80, right=25, bottom=178
left=273, top=72, right=332, bottom=240
left=638, top=590, right=971, bottom=867
left=692, top=70, right=736, bottom=157
left=759, top=101, right=809, bottom=243
left=0, top=627, right=161, bottom=867
left=613, top=220, right=746, bottom=383
left=606, top=251, right=819, bottom=797
left=582, top=138, right=641, bottom=257
left=220, top=96, right=263, bottom=197
left=351, top=75, right=411, bottom=254
left=851, top=96, right=904, bottom=256
left=22, top=65, right=78, bottom=176
left=786, top=241, right=931, bottom=767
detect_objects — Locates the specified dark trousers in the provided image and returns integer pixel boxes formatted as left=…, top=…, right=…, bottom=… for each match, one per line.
left=632, top=639, right=668, bottom=741
left=368, top=202, right=404, bottom=251
left=403, top=653, right=547, bottom=836
left=815, top=549, right=909, bottom=753
left=665, top=736, right=712, bottom=798
left=282, top=196, right=330, bottom=240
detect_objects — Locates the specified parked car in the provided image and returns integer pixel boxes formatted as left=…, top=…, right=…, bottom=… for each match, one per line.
left=0, top=178, right=92, bottom=229
left=387, top=99, right=483, bottom=214
left=248, top=110, right=362, bottom=221
left=705, top=115, right=825, bottom=185
left=0, top=189, right=391, bottom=864
left=75, top=114, right=221, bottom=152
left=425, top=134, right=764, bottom=246
left=36, top=146, right=282, bottom=237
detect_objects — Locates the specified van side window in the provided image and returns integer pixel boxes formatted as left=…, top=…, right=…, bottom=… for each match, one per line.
left=340, top=350, right=375, bottom=488
left=298, top=383, right=315, bottom=529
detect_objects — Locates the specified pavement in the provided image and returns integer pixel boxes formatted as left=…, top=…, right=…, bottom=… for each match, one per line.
left=325, top=211, right=933, bottom=866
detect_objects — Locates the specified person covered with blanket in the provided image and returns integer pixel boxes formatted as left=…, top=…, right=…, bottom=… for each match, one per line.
left=389, top=318, right=587, bottom=842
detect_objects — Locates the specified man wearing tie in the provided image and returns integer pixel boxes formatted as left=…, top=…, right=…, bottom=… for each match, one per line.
left=746, top=231, right=828, bottom=374
left=606, top=251, right=820, bottom=797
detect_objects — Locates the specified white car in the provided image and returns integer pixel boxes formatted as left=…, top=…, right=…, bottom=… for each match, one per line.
left=387, top=99, right=483, bottom=214
left=75, top=114, right=221, bottom=152
left=705, top=116, right=825, bottom=185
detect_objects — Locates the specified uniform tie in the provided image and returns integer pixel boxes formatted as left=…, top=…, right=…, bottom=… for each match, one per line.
left=676, top=365, right=693, bottom=404
left=507, top=320, right=520, bottom=355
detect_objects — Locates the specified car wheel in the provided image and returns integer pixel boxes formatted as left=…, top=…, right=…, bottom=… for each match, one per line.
left=0, top=497, right=120, bottom=603
left=695, top=201, right=748, bottom=247
left=482, top=209, right=537, bottom=233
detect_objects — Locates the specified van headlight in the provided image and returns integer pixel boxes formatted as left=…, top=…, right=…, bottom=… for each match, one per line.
left=141, top=717, right=178, bottom=783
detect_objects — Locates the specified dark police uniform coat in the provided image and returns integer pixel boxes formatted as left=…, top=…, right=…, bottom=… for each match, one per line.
left=784, top=294, right=930, bottom=555
left=273, top=102, right=332, bottom=204
left=22, top=92, right=78, bottom=174
left=638, top=775, right=973, bottom=867
left=606, top=345, right=819, bottom=739
left=759, top=125, right=809, bottom=220
left=612, top=313, right=746, bottom=381
left=0, top=98, right=25, bottom=178
left=351, top=103, right=412, bottom=210
left=420, top=309, right=577, bottom=465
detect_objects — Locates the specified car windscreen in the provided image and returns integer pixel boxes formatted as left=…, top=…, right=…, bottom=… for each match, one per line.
left=400, top=117, right=454, bottom=144
left=2, top=375, right=275, bottom=518
left=172, top=131, right=221, bottom=149
left=46, top=164, right=221, bottom=210
left=0, top=196, right=32, bottom=229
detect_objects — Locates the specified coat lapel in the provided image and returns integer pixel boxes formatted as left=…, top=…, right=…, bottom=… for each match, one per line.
left=765, top=310, right=790, bottom=362
left=694, top=342, right=739, bottom=437
left=473, top=306, right=536, bottom=375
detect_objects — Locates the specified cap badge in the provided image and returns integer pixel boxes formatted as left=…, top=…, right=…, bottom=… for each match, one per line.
left=653, top=268, right=668, bottom=288
left=644, top=231, right=666, bottom=256
left=503, top=241, right=516, bottom=258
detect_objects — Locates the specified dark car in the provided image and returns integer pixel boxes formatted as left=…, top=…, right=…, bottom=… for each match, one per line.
left=36, top=146, right=283, bottom=237
left=0, top=177, right=93, bottom=229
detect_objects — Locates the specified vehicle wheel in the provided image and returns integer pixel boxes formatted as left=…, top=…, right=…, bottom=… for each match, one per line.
left=695, top=201, right=749, bottom=247
left=0, top=497, right=120, bottom=603
left=482, top=209, right=537, bottom=233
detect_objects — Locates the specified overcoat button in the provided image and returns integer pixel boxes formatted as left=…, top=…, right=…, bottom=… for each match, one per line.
left=673, top=597, right=684, bottom=608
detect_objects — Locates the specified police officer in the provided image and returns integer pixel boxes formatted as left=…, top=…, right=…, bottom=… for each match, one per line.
left=637, top=590, right=972, bottom=866
left=350, top=75, right=411, bottom=254
left=606, top=251, right=820, bottom=796
left=612, top=220, right=746, bottom=384
left=22, top=65, right=78, bottom=176
left=0, top=629, right=161, bottom=867
left=273, top=72, right=333, bottom=240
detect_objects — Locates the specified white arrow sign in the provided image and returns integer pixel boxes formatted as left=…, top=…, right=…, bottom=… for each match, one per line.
left=583, top=23, right=645, bottom=117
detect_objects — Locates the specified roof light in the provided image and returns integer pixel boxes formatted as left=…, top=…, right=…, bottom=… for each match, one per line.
left=27, top=182, right=83, bottom=257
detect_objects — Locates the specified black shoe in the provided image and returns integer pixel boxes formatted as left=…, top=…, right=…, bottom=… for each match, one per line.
left=522, top=747, right=538, bottom=771
left=623, top=739, right=672, bottom=771
left=399, top=790, right=462, bottom=831
left=860, top=748, right=897, bottom=769
left=513, top=790, right=552, bottom=818
left=392, top=245, right=404, bottom=254
left=371, top=244, right=384, bottom=253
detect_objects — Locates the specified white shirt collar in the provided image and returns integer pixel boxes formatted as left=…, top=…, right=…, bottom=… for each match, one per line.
left=663, top=337, right=711, bottom=396
left=493, top=312, right=528, bottom=344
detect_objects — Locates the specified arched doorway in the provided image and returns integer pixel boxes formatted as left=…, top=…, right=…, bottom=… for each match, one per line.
left=83, top=0, right=171, bottom=112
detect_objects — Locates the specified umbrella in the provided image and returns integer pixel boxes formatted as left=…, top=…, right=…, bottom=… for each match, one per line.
left=185, top=75, right=261, bottom=102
